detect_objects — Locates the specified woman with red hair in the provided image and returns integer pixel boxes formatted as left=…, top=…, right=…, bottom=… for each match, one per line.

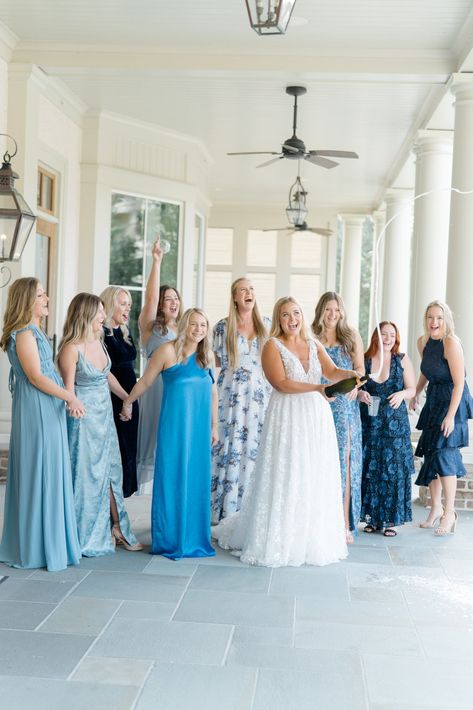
left=358, top=322, right=416, bottom=536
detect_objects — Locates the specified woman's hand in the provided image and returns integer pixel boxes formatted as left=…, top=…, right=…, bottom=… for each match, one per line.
left=388, top=390, right=405, bottom=410
left=346, top=387, right=359, bottom=401
left=211, top=426, right=219, bottom=447
left=357, top=390, right=371, bottom=405
left=312, top=384, right=336, bottom=402
left=152, top=237, right=164, bottom=262
left=409, top=394, right=420, bottom=411
left=120, top=401, right=133, bottom=421
left=67, top=395, right=85, bottom=418
left=441, top=414, right=455, bottom=438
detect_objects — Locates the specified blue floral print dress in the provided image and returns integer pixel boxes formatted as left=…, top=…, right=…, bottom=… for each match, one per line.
left=360, top=354, right=414, bottom=528
left=211, top=317, right=272, bottom=523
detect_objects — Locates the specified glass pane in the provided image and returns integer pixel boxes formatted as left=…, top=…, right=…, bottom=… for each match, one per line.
left=291, top=230, right=322, bottom=269
left=206, top=228, right=233, bottom=266
left=127, top=288, right=143, bottom=377
left=247, top=229, right=277, bottom=268
left=145, top=200, right=180, bottom=288
left=290, top=273, right=321, bottom=322
left=204, top=271, right=232, bottom=327
left=246, top=272, right=276, bottom=318
left=35, top=233, right=50, bottom=291
left=110, top=193, right=145, bottom=286
left=42, top=174, right=54, bottom=212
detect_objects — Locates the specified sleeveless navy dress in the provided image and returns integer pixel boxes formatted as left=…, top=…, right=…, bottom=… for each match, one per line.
left=415, top=337, right=473, bottom=486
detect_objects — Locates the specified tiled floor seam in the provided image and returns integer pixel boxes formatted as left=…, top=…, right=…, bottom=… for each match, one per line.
left=221, top=624, right=235, bottom=665
left=168, top=563, right=199, bottom=621
left=33, top=569, right=94, bottom=631
left=358, top=651, right=372, bottom=710
left=249, top=667, right=259, bottom=710
left=65, top=598, right=126, bottom=680
left=128, top=658, right=156, bottom=710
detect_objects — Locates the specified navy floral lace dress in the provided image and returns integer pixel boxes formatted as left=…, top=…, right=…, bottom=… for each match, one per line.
left=360, top=354, right=414, bottom=528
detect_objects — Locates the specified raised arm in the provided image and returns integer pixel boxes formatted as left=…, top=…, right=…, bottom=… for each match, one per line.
left=262, top=339, right=326, bottom=396
left=120, top=341, right=174, bottom=418
left=138, top=238, right=163, bottom=346
left=442, top=336, right=465, bottom=437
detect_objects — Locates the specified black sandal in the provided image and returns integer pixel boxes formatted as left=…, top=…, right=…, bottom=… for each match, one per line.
left=363, top=524, right=376, bottom=533
left=383, top=528, right=397, bottom=537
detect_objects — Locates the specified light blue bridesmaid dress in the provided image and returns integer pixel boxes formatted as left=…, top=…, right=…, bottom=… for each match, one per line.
left=136, top=327, right=176, bottom=491
left=67, top=349, right=139, bottom=557
left=0, top=325, right=80, bottom=571
left=151, top=353, right=215, bottom=560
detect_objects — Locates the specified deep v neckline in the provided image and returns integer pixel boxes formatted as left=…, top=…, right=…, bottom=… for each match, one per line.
left=277, top=339, right=311, bottom=375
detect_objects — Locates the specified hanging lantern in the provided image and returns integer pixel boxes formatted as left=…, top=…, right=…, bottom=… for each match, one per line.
left=286, top=174, right=308, bottom=226
left=245, top=0, right=297, bottom=36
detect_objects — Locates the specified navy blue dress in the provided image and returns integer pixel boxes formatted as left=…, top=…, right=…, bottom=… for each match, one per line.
left=104, top=327, right=138, bottom=498
left=360, top=354, right=414, bottom=528
left=415, top=337, right=473, bottom=486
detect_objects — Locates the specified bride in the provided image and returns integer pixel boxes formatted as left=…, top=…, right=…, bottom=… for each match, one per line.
left=213, top=296, right=359, bottom=567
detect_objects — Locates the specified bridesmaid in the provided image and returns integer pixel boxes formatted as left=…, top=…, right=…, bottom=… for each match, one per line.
left=100, top=286, right=138, bottom=497
left=211, top=277, right=271, bottom=523
left=312, top=292, right=364, bottom=542
left=58, top=293, right=142, bottom=556
left=136, top=237, right=181, bottom=492
left=0, top=278, right=82, bottom=571
left=410, top=301, right=473, bottom=535
left=358, top=322, right=415, bottom=536
left=121, top=308, right=217, bottom=560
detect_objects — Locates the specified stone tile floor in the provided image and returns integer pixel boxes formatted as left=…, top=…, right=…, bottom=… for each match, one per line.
left=0, top=484, right=473, bottom=710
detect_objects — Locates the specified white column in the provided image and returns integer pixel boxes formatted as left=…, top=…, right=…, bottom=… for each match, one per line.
left=369, top=206, right=386, bottom=337
left=381, top=189, right=413, bottom=349
left=339, top=214, right=365, bottom=329
left=408, top=130, right=453, bottom=369
left=447, top=75, right=473, bottom=388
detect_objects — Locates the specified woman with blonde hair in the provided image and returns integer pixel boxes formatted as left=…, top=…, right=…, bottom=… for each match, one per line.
left=312, top=291, right=364, bottom=543
left=136, top=238, right=182, bottom=493
left=211, top=277, right=271, bottom=522
left=213, top=297, right=360, bottom=567
left=410, top=300, right=473, bottom=534
left=58, top=293, right=142, bottom=556
left=122, top=308, right=217, bottom=560
left=100, top=285, right=138, bottom=497
left=0, top=278, right=83, bottom=571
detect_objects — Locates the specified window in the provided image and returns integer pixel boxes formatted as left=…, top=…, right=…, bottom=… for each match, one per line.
left=36, top=165, right=59, bottom=335
left=37, top=167, right=56, bottom=215
left=246, top=272, right=276, bottom=317
left=247, top=230, right=277, bottom=268
left=109, top=192, right=181, bottom=370
left=204, top=228, right=234, bottom=327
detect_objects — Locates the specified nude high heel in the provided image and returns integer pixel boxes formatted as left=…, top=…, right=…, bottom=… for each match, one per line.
left=434, top=510, right=458, bottom=536
left=419, top=507, right=443, bottom=529
left=112, top=523, right=144, bottom=551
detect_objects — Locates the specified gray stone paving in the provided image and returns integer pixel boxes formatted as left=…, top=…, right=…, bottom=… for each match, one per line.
left=0, top=485, right=472, bottom=709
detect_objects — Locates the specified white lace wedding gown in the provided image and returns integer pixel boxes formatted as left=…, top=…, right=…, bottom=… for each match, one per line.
left=213, top=337, right=347, bottom=567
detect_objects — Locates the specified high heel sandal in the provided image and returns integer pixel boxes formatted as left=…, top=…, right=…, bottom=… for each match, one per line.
left=434, top=510, right=458, bottom=536
left=419, top=507, right=444, bottom=529
left=111, top=523, right=143, bottom=551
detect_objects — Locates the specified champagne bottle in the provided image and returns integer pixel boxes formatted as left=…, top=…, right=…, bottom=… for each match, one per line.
left=325, top=375, right=368, bottom=397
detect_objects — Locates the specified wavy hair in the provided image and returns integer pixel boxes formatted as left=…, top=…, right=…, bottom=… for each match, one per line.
left=57, top=293, right=103, bottom=356
left=311, top=291, right=356, bottom=356
left=174, top=308, right=212, bottom=369
left=0, top=277, right=39, bottom=351
left=270, top=297, right=310, bottom=341
left=100, top=285, right=132, bottom=343
left=225, top=277, right=268, bottom=369
left=154, top=285, right=182, bottom=335
left=365, top=321, right=401, bottom=358
left=422, top=300, right=456, bottom=344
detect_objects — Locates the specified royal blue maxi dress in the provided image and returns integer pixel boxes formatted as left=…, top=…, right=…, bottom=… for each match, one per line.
left=0, top=325, right=80, bottom=571
left=151, top=353, right=215, bottom=560
left=415, top=337, right=473, bottom=485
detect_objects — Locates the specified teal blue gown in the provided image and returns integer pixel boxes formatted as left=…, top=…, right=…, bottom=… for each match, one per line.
left=151, top=353, right=215, bottom=560
left=67, top=350, right=139, bottom=557
left=0, top=325, right=80, bottom=571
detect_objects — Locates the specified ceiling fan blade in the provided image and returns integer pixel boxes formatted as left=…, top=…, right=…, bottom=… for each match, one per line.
left=304, top=154, right=339, bottom=169
left=256, top=156, right=284, bottom=168
left=307, top=227, right=334, bottom=237
left=309, top=150, right=359, bottom=159
left=282, top=143, right=299, bottom=153
left=227, top=151, right=280, bottom=156
left=262, top=227, right=292, bottom=232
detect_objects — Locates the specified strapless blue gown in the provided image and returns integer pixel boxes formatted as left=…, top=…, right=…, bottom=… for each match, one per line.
left=0, top=325, right=80, bottom=571
left=67, top=351, right=139, bottom=556
left=152, top=353, right=215, bottom=560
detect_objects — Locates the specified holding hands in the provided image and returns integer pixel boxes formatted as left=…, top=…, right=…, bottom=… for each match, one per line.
left=120, top=400, right=133, bottom=421
left=67, top=395, right=85, bottom=419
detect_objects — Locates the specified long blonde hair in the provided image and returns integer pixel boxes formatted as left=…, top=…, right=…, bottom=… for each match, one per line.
left=100, top=285, right=132, bottom=344
left=270, top=296, right=310, bottom=340
left=312, top=291, right=356, bottom=356
left=174, top=308, right=212, bottom=369
left=422, top=300, right=456, bottom=344
left=57, top=293, right=103, bottom=356
left=225, top=277, right=268, bottom=368
left=0, top=277, right=39, bottom=351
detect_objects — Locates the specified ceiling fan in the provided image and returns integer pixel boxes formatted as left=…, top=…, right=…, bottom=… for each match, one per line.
left=228, top=85, right=359, bottom=169
left=263, top=173, right=333, bottom=237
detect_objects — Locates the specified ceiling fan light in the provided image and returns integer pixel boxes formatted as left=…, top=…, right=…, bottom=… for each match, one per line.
left=245, top=0, right=297, bottom=35
left=286, top=198, right=307, bottom=226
